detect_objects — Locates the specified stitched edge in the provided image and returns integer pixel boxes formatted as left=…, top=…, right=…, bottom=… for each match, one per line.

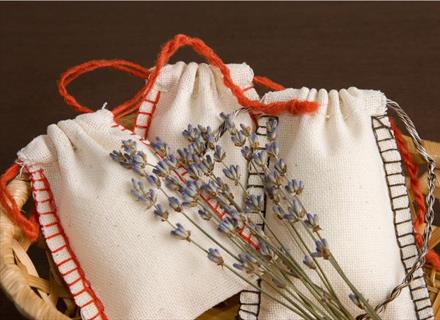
left=372, top=115, right=434, bottom=320
left=26, top=166, right=108, bottom=320
left=236, top=115, right=277, bottom=320
left=133, top=90, right=161, bottom=139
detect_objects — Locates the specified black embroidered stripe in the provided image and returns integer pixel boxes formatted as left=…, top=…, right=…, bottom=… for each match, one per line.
left=372, top=115, right=433, bottom=320
left=238, top=116, right=277, bottom=320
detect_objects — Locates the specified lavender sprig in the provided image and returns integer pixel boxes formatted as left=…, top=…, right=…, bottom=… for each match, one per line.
left=110, top=114, right=382, bottom=320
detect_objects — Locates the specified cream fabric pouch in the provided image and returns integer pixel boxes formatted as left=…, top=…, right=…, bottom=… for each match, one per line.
left=14, top=33, right=318, bottom=319
left=17, top=109, right=247, bottom=320
left=236, top=88, right=434, bottom=320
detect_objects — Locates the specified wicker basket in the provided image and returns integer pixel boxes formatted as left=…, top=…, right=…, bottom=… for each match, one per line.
left=1, top=114, right=439, bottom=320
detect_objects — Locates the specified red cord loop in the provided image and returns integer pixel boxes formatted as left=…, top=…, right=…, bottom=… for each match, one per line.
left=58, top=35, right=316, bottom=118
left=117, top=34, right=318, bottom=119
left=58, top=59, right=150, bottom=115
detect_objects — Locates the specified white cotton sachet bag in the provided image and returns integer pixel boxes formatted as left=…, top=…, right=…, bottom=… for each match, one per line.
left=17, top=109, right=249, bottom=320
left=16, top=55, right=293, bottom=319
left=236, top=87, right=433, bottom=320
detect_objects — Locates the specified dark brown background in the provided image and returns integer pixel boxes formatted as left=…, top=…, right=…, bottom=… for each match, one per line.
left=1, top=2, right=439, bottom=319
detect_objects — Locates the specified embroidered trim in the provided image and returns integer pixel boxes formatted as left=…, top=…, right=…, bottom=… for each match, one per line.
left=372, top=115, right=434, bottom=320
left=133, top=90, right=161, bottom=139
left=27, top=166, right=108, bottom=320
left=237, top=115, right=277, bottom=320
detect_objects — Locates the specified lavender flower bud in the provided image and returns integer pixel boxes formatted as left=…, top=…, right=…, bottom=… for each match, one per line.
left=130, top=151, right=148, bottom=176
left=197, top=208, right=212, bottom=221
left=152, top=160, right=170, bottom=178
left=233, top=262, right=245, bottom=271
left=252, top=151, right=267, bottom=168
left=240, top=123, right=251, bottom=137
left=266, top=141, right=279, bottom=157
left=249, top=132, right=259, bottom=149
left=285, top=179, right=304, bottom=194
left=182, top=124, right=200, bottom=142
left=220, top=112, right=235, bottom=131
left=231, top=131, right=246, bottom=147
left=146, top=175, right=161, bottom=188
left=223, top=165, right=240, bottom=184
left=251, top=224, right=266, bottom=238
left=207, top=248, right=224, bottom=266
left=284, top=207, right=298, bottom=223
left=304, top=213, right=321, bottom=232
left=349, top=293, right=364, bottom=310
left=121, top=139, right=137, bottom=153
left=110, top=150, right=131, bottom=169
left=130, top=179, right=157, bottom=209
left=201, top=181, right=218, bottom=197
left=217, top=217, right=235, bottom=235
left=259, top=240, right=275, bottom=261
left=182, top=181, right=199, bottom=200
left=200, top=155, right=214, bottom=175
left=168, top=196, right=182, bottom=212
left=151, top=137, right=169, bottom=157
left=245, top=195, right=263, bottom=212
left=267, top=118, right=278, bottom=141
left=273, top=205, right=286, bottom=219
left=303, top=255, right=317, bottom=269
left=214, top=145, right=226, bottom=162
left=311, top=239, right=331, bottom=259
left=290, top=197, right=305, bottom=218
left=165, top=154, right=178, bottom=169
left=274, top=159, right=287, bottom=176
left=153, top=204, right=169, bottom=221
left=241, top=146, right=253, bottom=161
left=264, top=186, right=282, bottom=204
left=164, top=176, right=181, bottom=192
left=192, top=137, right=206, bottom=156
left=240, top=252, right=258, bottom=265
left=170, top=223, right=191, bottom=240
left=188, top=164, right=203, bottom=180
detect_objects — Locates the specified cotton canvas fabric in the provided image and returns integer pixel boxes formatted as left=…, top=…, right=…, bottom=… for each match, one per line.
left=17, top=62, right=259, bottom=320
left=239, top=87, right=432, bottom=320
left=18, top=109, right=249, bottom=320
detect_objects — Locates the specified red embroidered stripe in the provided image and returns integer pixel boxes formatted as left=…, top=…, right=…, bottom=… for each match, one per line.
left=39, top=211, right=56, bottom=216
left=89, top=312, right=101, bottom=320
left=133, top=91, right=161, bottom=138
left=73, top=287, right=87, bottom=297
left=51, top=244, right=67, bottom=253
left=28, top=167, right=108, bottom=319
left=67, top=276, right=82, bottom=287
left=45, top=232, right=62, bottom=240
left=62, top=267, right=79, bottom=277
left=42, top=221, right=59, bottom=228
left=80, top=299, right=95, bottom=308
left=56, top=257, right=73, bottom=267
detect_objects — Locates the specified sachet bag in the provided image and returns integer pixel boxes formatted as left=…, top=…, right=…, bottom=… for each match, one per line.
left=235, top=88, right=435, bottom=320
left=7, top=35, right=316, bottom=319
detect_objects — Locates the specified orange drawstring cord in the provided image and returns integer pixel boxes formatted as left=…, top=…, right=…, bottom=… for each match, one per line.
left=0, top=163, right=39, bottom=241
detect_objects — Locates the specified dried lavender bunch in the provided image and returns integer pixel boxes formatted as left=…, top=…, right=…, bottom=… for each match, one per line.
left=110, top=113, right=382, bottom=320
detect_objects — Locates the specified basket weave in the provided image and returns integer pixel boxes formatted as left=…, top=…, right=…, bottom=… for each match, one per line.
left=1, top=114, right=439, bottom=320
